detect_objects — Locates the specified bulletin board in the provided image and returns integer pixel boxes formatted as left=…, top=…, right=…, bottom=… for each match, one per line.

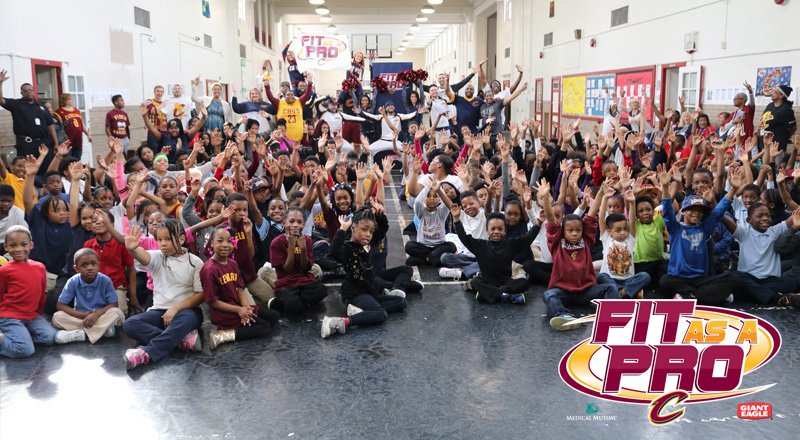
left=561, top=66, right=655, bottom=123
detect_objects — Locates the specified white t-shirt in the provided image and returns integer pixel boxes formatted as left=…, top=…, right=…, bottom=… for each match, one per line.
left=731, top=197, right=749, bottom=227
left=430, top=99, right=450, bottom=129
left=733, top=222, right=788, bottom=278
left=0, top=206, right=28, bottom=244
left=408, top=173, right=465, bottom=208
left=162, top=96, right=195, bottom=128
left=599, top=231, right=635, bottom=280
left=139, top=250, right=203, bottom=310
left=532, top=223, right=552, bottom=264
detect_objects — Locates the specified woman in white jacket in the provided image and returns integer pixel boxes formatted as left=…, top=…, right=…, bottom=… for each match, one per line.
left=191, top=75, right=234, bottom=132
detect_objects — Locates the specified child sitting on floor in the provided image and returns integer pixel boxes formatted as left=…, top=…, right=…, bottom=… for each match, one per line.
left=539, top=180, right=618, bottom=331
left=451, top=196, right=539, bottom=304
left=269, top=207, right=328, bottom=314
left=122, top=220, right=205, bottom=369
left=596, top=186, right=651, bottom=299
left=53, top=248, right=125, bottom=343
left=0, top=226, right=85, bottom=358
left=405, top=178, right=457, bottom=267
left=201, top=227, right=280, bottom=350
left=320, top=208, right=407, bottom=338
left=657, top=165, right=742, bottom=305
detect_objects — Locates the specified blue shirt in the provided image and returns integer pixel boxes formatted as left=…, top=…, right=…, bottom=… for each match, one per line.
left=27, top=204, right=73, bottom=275
left=57, top=272, right=118, bottom=312
left=663, top=196, right=731, bottom=278
left=454, top=95, right=484, bottom=131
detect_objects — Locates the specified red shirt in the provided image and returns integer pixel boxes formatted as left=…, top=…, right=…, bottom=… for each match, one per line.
left=105, top=109, right=130, bottom=138
left=270, top=234, right=316, bottom=291
left=55, top=107, right=84, bottom=147
left=546, top=215, right=599, bottom=292
left=201, top=258, right=254, bottom=329
left=146, top=98, right=167, bottom=131
left=0, top=260, right=47, bottom=320
left=84, top=237, right=134, bottom=288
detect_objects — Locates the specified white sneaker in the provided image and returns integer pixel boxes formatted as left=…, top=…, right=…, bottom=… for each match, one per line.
left=550, top=314, right=581, bottom=332
left=384, top=288, right=406, bottom=299
left=346, top=304, right=364, bottom=317
left=54, top=329, right=86, bottom=344
left=104, top=326, right=117, bottom=338
left=321, top=316, right=346, bottom=339
left=438, top=267, right=463, bottom=280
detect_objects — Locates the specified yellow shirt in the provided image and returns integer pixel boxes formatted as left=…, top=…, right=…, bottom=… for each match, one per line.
left=0, top=255, right=7, bottom=266
left=2, top=174, right=32, bottom=210
left=278, top=100, right=304, bottom=142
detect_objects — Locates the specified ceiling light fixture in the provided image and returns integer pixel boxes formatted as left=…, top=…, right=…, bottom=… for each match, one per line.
left=421, top=5, right=435, bottom=14
left=315, top=5, right=330, bottom=14
left=410, top=23, right=421, bottom=31
left=428, top=0, right=443, bottom=5
left=327, top=24, right=337, bottom=32
left=416, top=14, right=428, bottom=22
left=405, top=33, right=415, bottom=40
left=400, top=41, right=409, bottom=47
left=309, top=0, right=325, bottom=5
left=320, top=15, right=333, bottom=22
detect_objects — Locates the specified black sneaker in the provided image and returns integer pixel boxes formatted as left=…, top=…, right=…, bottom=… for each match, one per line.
left=777, top=293, right=800, bottom=308
left=510, top=293, right=526, bottom=305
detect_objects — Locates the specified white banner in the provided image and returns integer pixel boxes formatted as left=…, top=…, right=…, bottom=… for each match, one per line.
left=288, top=34, right=351, bottom=71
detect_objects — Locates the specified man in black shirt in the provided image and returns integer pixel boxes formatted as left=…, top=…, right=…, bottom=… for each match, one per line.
left=0, top=69, right=58, bottom=158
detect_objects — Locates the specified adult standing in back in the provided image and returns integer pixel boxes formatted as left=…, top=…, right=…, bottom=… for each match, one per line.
left=191, top=76, right=234, bottom=133
left=264, top=72, right=314, bottom=144
left=54, top=93, right=91, bottom=159
left=0, top=70, right=58, bottom=160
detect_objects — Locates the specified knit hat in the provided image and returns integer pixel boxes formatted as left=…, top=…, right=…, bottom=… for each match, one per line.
left=777, top=84, right=793, bottom=98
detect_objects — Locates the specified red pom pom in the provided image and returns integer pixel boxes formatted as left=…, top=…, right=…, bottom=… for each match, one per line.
left=414, top=69, right=429, bottom=82
left=341, top=77, right=359, bottom=93
left=396, top=69, right=417, bottom=84
left=371, top=76, right=389, bottom=93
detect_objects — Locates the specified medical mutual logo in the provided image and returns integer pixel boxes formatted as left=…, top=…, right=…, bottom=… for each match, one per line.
left=558, top=300, right=782, bottom=425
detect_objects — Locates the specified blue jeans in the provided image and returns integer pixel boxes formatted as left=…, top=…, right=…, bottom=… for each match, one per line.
left=542, top=283, right=618, bottom=317
left=0, top=315, right=56, bottom=358
left=440, top=253, right=480, bottom=278
left=123, top=308, right=202, bottom=363
left=597, top=273, right=651, bottom=298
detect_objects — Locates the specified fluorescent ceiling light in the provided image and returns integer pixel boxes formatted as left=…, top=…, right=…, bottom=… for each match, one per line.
left=320, top=15, right=333, bottom=22
left=416, top=14, right=428, bottom=22
left=327, top=24, right=337, bottom=32
left=315, top=6, right=330, bottom=14
left=309, top=0, right=325, bottom=5
left=428, top=0, right=443, bottom=5
left=421, top=5, right=435, bottom=14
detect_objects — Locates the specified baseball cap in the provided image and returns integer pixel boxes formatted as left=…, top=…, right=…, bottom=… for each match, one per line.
left=680, top=194, right=711, bottom=212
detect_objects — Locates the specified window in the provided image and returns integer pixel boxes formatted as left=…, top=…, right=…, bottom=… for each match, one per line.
left=549, top=1, right=555, bottom=18
left=611, top=6, right=628, bottom=27
left=237, top=0, right=246, bottom=21
left=240, top=44, right=246, bottom=59
left=204, top=34, right=213, bottom=49
left=134, top=6, right=150, bottom=28
left=504, top=0, right=513, bottom=21
left=67, top=75, right=87, bottom=123
left=504, top=47, right=510, bottom=58
left=544, top=32, right=553, bottom=46
left=253, top=0, right=272, bottom=49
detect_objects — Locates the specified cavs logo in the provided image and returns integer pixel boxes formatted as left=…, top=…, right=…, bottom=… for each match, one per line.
left=558, top=300, right=781, bottom=425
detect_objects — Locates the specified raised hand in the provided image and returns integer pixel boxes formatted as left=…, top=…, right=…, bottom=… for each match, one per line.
left=355, top=162, right=368, bottom=180
left=125, top=225, right=143, bottom=251
left=56, top=140, right=72, bottom=157
left=0, top=69, right=9, bottom=83
left=536, top=178, right=551, bottom=199
left=23, top=155, right=39, bottom=177
left=38, top=143, right=48, bottom=158
left=338, top=214, right=352, bottom=231
left=449, top=203, right=462, bottom=222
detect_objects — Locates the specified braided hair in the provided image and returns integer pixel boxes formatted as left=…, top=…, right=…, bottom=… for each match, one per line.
left=157, top=218, right=194, bottom=269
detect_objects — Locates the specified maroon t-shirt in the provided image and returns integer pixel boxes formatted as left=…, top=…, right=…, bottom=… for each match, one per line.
left=223, top=219, right=258, bottom=285
left=270, top=234, right=316, bottom=292
left=201, top=258, right=252, bottom=329
left=55, top=107, right=84, bottom=147
left=105, top=109, right=130, bottom=138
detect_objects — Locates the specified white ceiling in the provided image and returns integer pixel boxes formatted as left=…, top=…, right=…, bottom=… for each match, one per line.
left=273, top=0, right=474, bottom=49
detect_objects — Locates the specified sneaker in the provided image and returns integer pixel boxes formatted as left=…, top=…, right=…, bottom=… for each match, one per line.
left=510, top=293, right=526, bottom=305
left=724, top=293, right=734, bottom=304
left=346, top=304, right=364, bottom=317
left=54, top=329, right=86, bottom=344
left=410, top=280, right=425, bottom=292
left=550, top=314, right=581, bottom=331
left=321, top=316, right=346, bottom=339
left=179, top=329, right=202, bottom=352
left=208, top=329, right=235, bottom=351
left=104, top=326, right=117, bottom=338
left=499, top=292, right=511, bottom=302
left=124, top=347, right=150, bottom=370
left=438, top=267, right=463, bottom=280
left=267, top=297, right=276, bottom=310
left=777, top=293, right=800, bottom=307
left=384, top=288, right=406, bottom=299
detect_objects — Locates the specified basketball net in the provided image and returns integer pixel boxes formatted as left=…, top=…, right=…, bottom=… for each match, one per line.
left=367, top=49, right=377, bottom=62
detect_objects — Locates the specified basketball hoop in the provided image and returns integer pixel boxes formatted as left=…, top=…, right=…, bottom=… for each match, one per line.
left=366, top=49, right=377, bottom=61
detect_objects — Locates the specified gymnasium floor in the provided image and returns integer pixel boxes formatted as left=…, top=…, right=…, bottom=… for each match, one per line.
left=1, top=175, right=798, bottom=439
